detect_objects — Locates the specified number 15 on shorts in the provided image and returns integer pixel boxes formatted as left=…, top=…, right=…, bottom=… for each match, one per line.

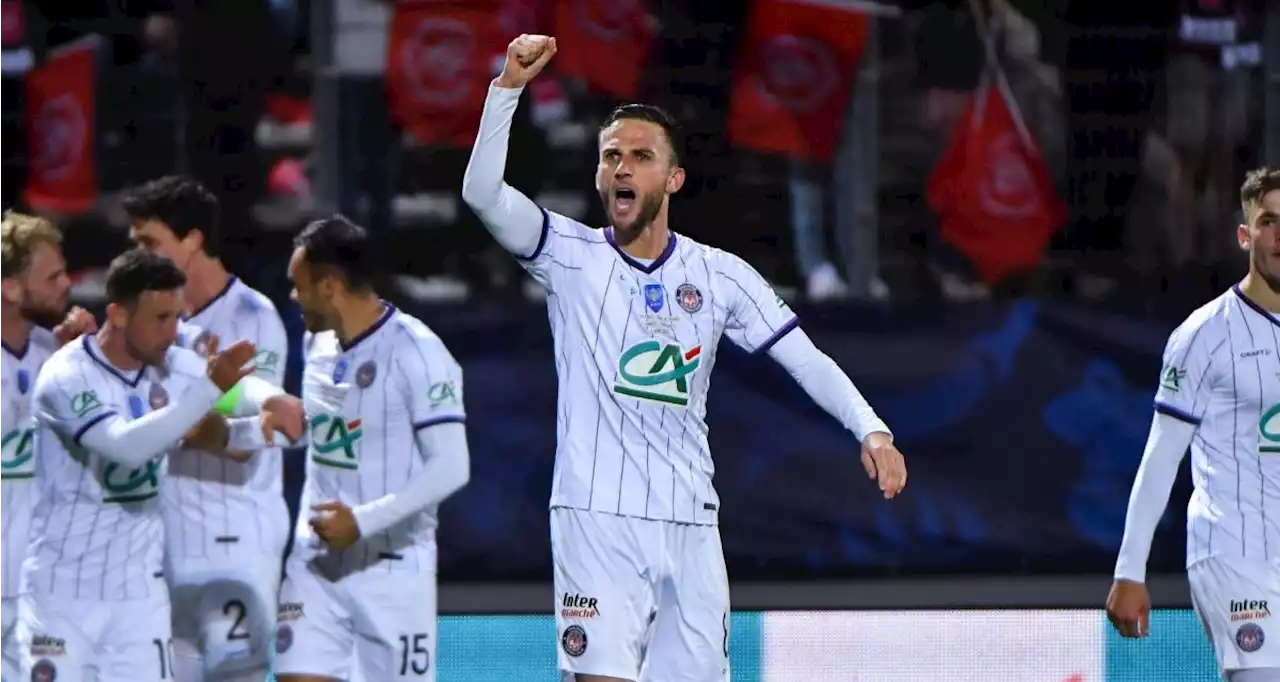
left=399, top=632, right=430, bottom=676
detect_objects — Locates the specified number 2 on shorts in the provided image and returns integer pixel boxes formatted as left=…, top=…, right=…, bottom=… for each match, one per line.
left=223, top=599, right=250, bottom=641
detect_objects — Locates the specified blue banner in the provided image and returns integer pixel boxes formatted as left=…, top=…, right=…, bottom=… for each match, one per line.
left=277, top=299, right=1193, bottom=581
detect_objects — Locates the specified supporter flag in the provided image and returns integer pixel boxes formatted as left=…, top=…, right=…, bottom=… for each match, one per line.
left=926, top=79, right=1065, bottom=285
left=552, top=0, right=653, bottom=99
left=727, top=0, right=870, bottom=161
left=386, top=0, right=504, bottom=148
left=23, top=36, right=98, bottom=215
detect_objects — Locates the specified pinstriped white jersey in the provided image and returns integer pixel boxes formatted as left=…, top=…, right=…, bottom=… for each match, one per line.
left=164, top=277, right=291, bottom=560
left=295, top=305, right=465, bottom=576
left=2, top=328, right=58, bottom=598
left=516, top=210, right=798, bottom=526
left=23, top=335, right=207, bottom=600
left=1153, top=286, right=1280, bottom=567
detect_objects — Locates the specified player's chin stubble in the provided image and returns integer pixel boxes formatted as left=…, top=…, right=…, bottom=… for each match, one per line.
left=601, top=190, right=663, bottom=237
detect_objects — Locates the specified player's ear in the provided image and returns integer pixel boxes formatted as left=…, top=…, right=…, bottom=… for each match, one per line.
left=0, top=277, right=21, bottom=305
left=105, top=301, right=127, bottom=327
left=183, top=228, right=205, bottom=255
left=1238, top=224, right=1251, bottom=251
left=666, top=166, right=685, bottom=194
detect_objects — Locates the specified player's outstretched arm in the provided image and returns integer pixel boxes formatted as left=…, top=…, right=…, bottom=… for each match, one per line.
left=461, top=34, right=557, bottom=258
left=767, top=328, right=906, bottom=498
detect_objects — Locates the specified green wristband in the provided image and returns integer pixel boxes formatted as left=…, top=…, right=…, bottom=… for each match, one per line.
left=214, top=381, right=245, bottom=416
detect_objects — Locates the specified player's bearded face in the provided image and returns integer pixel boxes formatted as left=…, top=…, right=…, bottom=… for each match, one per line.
left=10, top=242, right=71, bottom=328
left=596, top=119, right=679, bottom=234
left=122, top=289, right=182, bottom=366
left=1245, top=191, right=1280, bottom=294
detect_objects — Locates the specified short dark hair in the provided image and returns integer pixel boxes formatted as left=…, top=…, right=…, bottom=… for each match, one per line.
left=599, top=103, right=684, bottom=166
left=1241, top=167, right=1280, bottom=218
left=294, top=215, right=376, bottom=291
left=105, top=248, right=188, bottom=307
left=121, top=175, right=221, bottom=256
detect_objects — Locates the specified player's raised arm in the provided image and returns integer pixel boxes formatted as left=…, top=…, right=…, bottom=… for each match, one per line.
left=1107, top=322, right=1216, bottom=637
left=461, top=34, right=557, bottom=257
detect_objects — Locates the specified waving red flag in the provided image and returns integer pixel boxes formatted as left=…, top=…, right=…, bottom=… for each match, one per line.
left=727, top=0, right=870, bottom=161
left=386, top=0, right=504, bottom=148
left=23, top=37, right=98, bottom=215
left=552, top=0, right=653, bottom=99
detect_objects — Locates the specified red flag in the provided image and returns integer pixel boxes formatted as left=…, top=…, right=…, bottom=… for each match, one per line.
left=386, top=1, right=504, bottom=148
left=926, top=83, right=1066, bottom=285
left=727, top=0, right=870, bottom=161
left=23, top=37, right=97, bottom=215
left=552, top=0, right=653, bottom=99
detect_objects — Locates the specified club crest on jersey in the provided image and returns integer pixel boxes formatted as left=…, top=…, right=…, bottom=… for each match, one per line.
left=192, top=330, right=214, bottom=357
left=643, top=284, right=665, bottom=313
left=614, top=340, right=702, bottom=407
left=675, top=283, right=703, bottom=313
left=149, top=383, right=169, bottom=410
left=355, top=361, right=377, bottom=389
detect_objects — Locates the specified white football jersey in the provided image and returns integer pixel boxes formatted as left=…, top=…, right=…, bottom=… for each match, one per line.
left=1154, top=286, right=1280, bottom=567
left=164, top=276, right=290, bottom=559
left=23, top=335, right=208, bottom=600
left=296, top=305, right=465, bottom=576
left=516, top=210, right=798, bottom=526
left=2, top=328, right=58, bottom=598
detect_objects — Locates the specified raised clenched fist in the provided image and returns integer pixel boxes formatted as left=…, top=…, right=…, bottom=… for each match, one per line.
left=496, top=34, right=557, bottom=89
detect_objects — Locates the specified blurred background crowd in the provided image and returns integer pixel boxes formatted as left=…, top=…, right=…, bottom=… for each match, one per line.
left=4, top=0, right=1274, bottom=308
left=2, top=1, right=1278, bottom=678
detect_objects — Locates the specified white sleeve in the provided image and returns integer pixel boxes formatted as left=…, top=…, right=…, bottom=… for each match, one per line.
left=38, top=363, right=223, bottom=468
left=1153, top=321, right=1219, bottom=426
left=246, top=305, right=289, bottom=388
left=227, top=375, right=286, bottom=418
left=397, top=334, right=466, bottom=429
left=720, top=254, right=800, bottom=354
left=767, top=327, right=892, bottom=442
left=1113, top=412, right=1197, bottom=583
left=461, top=83, right=546, bottom=259
left=351, top=421, right=471, bottom=538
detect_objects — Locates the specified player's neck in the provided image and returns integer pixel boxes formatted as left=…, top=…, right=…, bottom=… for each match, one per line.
left=334, top=295, right=387, bottom=346
left=613, top=217, right=671, bottom=261
left=182, top=255, right=232, bottom=315
left=0, top=304, right=33, bottom=354
left=1240, top=271, right=1280, bottom=313
left=94, top=324, right=142, bottom=371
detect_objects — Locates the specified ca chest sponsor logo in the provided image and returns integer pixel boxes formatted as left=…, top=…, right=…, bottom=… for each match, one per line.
left=561, top=593, right=600, bottom=619
left=614, top=340, right=702, bottom=407
left=310, top=414, right=364, bottom=469
left=1, top=425, right=35, bottom=479
left=1231, top=599, right=1271, bottom=622
left=1261, top=403, right=1280, bottom=455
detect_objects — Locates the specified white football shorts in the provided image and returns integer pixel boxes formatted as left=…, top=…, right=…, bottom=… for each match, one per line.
left=550, top=506, right=731, bottom=682
left=16, top=590, right=171, bottom=682
left=1188, top=556, right=1280, bottom=675
left=273, top=556, right=438, bottom=681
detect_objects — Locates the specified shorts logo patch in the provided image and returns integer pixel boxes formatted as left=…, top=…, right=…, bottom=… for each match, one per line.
left=1229, top=598, right=1270, bottom=621
left=275, top=623, right=294, bottom=654
left=29, top=634, right=65, bottom=657
left=31, top=658, right=56, bottom=682
left=278, top=601, right=304, bottom=622
left=1236, top=622, right=1265, bottom=652
left=561, top=624, right=588, bottom=658
left=561, top=592, right=600, bottom=619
